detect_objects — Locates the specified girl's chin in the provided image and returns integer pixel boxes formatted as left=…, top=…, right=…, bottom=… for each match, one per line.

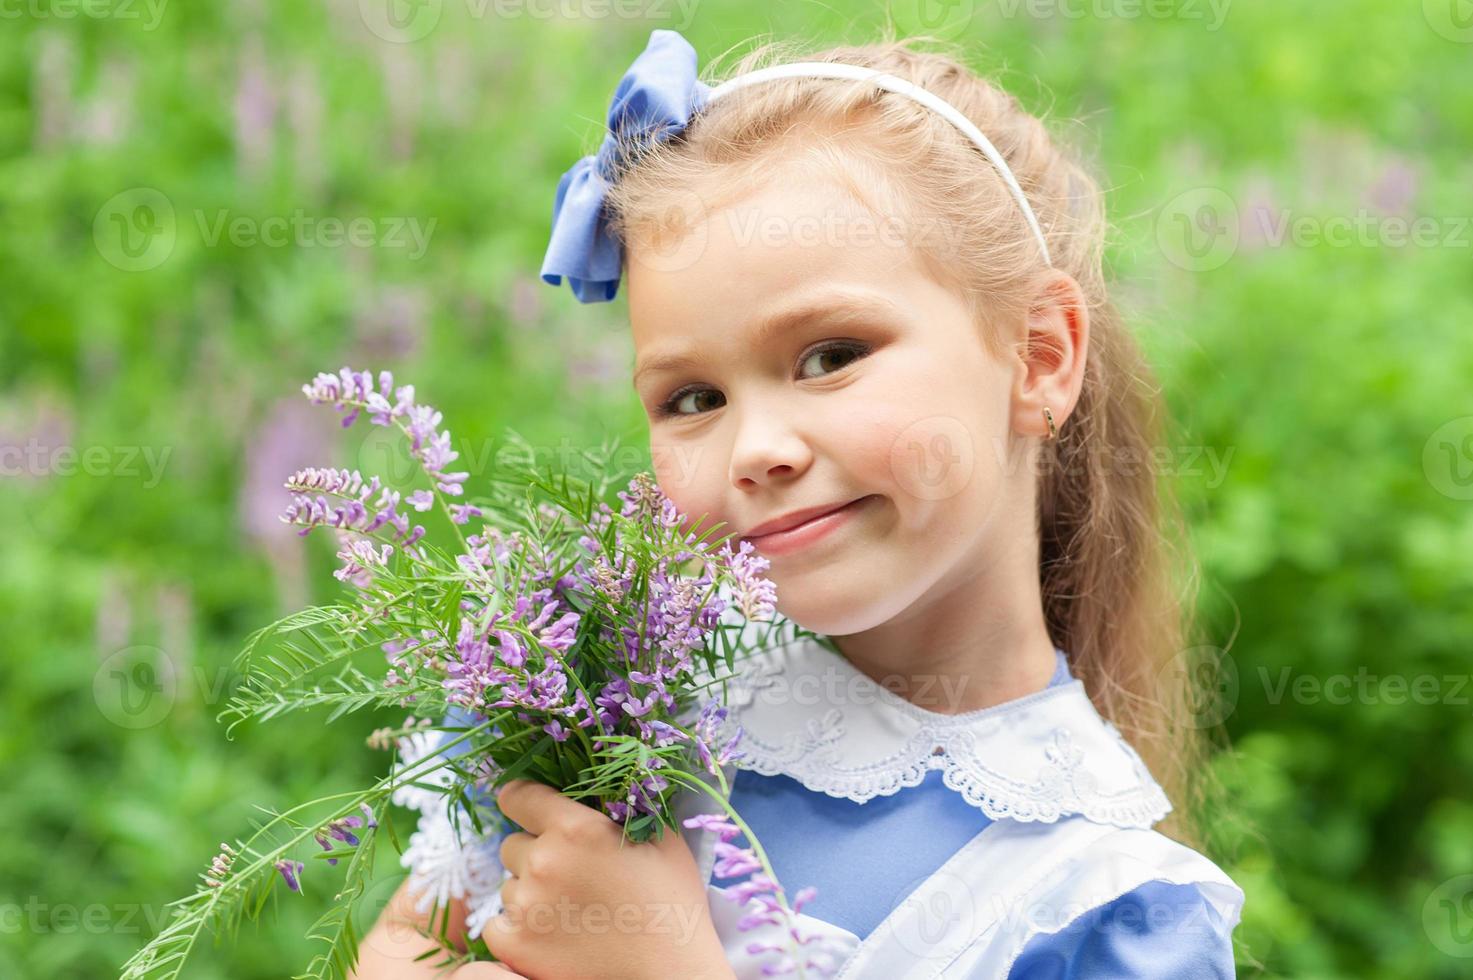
left=768, top=576, right=892, bottom=638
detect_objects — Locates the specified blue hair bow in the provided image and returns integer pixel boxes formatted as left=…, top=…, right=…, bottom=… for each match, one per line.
left=539, top=30, right=712, bottom=304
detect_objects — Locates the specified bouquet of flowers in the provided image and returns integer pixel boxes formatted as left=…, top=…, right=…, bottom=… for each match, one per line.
left=121, top=367, right=843, bottom=980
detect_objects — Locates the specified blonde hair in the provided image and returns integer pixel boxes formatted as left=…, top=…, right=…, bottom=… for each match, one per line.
left=604, top=32, right=1225, bottom=849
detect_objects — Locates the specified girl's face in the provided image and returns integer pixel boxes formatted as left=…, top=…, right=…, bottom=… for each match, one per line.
left=627, top=172, right=1036, bottom=637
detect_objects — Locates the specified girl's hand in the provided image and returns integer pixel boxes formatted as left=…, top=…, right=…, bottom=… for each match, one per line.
left=348, top=876, right=529, bottom=980
left=486, top=779, right=735, bottom=980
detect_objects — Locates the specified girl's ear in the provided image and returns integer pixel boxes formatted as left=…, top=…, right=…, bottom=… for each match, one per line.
left=1011, top=269, right=1089, bottom=439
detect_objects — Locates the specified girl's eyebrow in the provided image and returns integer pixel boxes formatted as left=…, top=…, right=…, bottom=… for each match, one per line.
left=633, top=292, right=900, bottom=385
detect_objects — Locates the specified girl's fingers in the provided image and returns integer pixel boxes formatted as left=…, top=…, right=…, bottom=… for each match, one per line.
left=498, top=830, right=534, bottom=876
left=373, top=875, right=473, bottom=956
left=495, top=780, right=563, bottom=835
left=450, top=963, right=528, bottom=979
left=498, top=874, right=520, bottom=911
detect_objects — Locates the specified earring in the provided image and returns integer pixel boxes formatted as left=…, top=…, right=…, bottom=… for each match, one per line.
left=1042, top=406, right=1058, bottom=440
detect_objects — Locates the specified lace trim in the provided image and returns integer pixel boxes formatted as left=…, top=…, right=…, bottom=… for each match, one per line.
left=709, top=636, right=1172, bottom=830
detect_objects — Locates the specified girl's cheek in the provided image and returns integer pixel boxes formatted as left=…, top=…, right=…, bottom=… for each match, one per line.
left=650, top=439, right=702, bottom=496
left=883, top=412, right=981, bottom=506
left=650, top=439, right=722, bottom=533
left=819, top=393, right=968, bottom=504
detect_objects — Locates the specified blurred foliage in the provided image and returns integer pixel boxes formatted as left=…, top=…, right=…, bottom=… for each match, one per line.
left=0, top=1, right=1470, bottom=977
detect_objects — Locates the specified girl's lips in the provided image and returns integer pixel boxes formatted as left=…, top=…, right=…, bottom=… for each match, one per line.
left=741, top=495, right=876, bottom=557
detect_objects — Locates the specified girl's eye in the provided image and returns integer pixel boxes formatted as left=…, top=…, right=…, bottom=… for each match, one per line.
left=797, top=340, right=869, bottom=380
left=655, top=340, right=872, bottom=418
left=660, top=387, right=726, bottom=417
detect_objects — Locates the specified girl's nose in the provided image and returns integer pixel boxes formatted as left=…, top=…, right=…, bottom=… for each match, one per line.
left=728, top=410, right=813, bottom=490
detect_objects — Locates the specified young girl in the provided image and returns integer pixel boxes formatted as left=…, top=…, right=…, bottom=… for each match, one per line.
left=353, top=27, right=1244, bottom=980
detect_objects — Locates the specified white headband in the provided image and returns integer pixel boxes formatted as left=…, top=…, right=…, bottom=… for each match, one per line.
left=706, top=62, right=1053, bottom=267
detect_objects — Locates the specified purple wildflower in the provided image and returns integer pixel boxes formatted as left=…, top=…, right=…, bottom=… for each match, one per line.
left=641, top=718, right=686, bottom=747
left=327, top=815, right=363, bottom=845
left=682, top=814, right=840, bottom=976
left=279, top=467, right=424, bottom=560
left=683, top=813, right=741, bottom=839
left=589, top=553, right=631, bottom=603
left=315, top=833, right=338, bottom=866
left=274, top=859, right=305, bottom=893
left=333, top=535, right=392, bottom=588
left=301, top=367, right=469, bottom=497
left=688, top=700, right=736, bottom=775
left=713, top=841, right=763, bottom=879
left=449, top=503, right=483, bottom=525
left=617, top=471, right=680, bottom=528
left=719, top=538, right=778, bottom=622
left=311, top=813, right=368, bottom=867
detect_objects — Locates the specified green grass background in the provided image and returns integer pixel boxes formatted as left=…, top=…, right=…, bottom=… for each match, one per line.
left=2, top=1, right=1471, bottom=976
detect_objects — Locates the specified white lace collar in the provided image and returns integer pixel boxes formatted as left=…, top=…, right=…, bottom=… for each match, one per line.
left=699, top=629, right=1172, bottom=830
